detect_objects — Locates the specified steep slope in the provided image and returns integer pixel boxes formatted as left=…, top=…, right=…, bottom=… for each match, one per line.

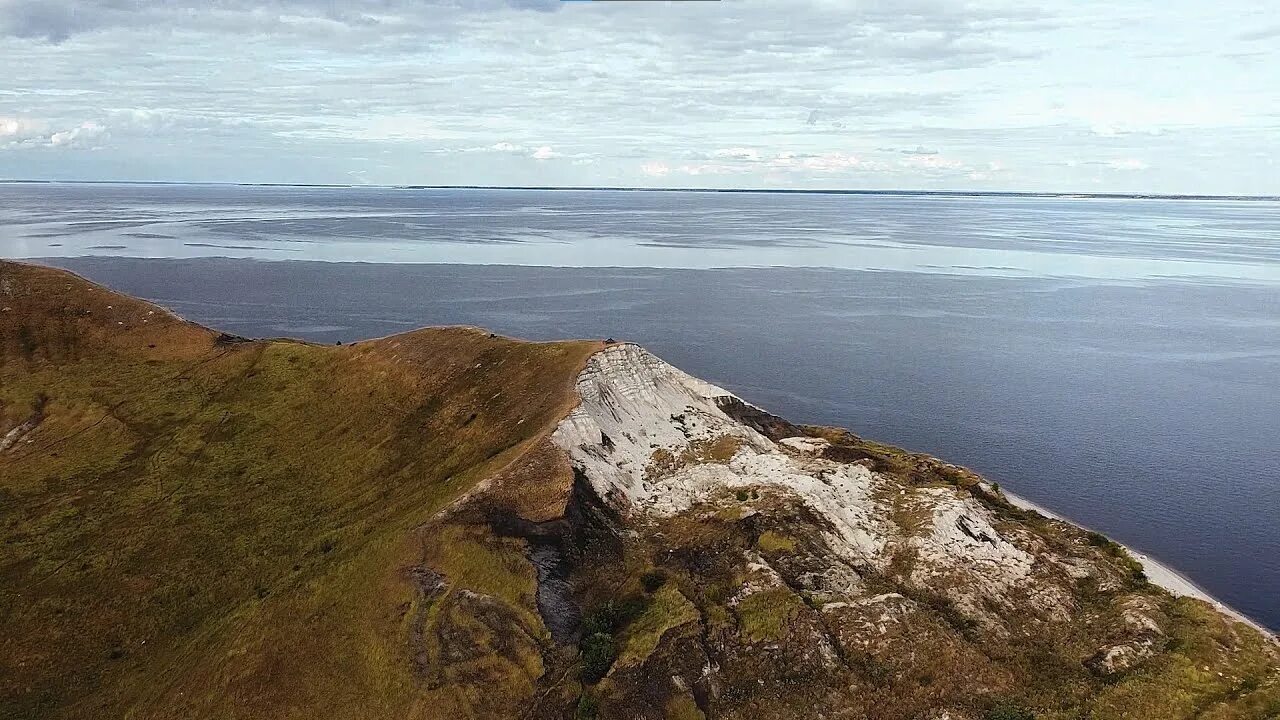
left=520, top=344, right=1280, bottom=720
left=0, top=260, right=600, bottom=719
left=2, top=260, right=1277, bottom=720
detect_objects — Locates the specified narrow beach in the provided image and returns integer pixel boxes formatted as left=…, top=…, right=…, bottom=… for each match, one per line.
left=998, top=486, right=1277, bottom=642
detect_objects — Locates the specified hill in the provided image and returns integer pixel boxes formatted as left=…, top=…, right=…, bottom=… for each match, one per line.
left=0, top=260, right=599, bottom=718
left=1, top=260, right=1276, bottom=719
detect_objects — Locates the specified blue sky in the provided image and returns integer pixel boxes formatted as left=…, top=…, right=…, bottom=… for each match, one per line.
left=1, top=0, right=1277, bottom=193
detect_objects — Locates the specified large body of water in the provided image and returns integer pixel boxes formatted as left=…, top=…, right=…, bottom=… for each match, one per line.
left=3, top=183, right=1277, bottom=631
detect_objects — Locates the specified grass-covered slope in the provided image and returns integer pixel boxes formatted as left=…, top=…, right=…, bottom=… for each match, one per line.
left=3, top=260, right=1277, bottom=720
left=0, top=260, right=600, bottom=719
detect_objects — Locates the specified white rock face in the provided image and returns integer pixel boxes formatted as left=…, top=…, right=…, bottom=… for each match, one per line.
left=551, top=343, right=1056, bottom=614
left=552, top=343, right=889, bottom=565
left=913, top=489, right=1036, bottom=589
left=551, top=343, right=774, bottom=507
left=779, top=436, right=830, bottom=454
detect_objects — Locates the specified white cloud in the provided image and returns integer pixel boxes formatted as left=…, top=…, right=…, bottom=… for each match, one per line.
left=0, top=0, right=1276, bottom=192
left=0, top=116, right=106, bottom=149
left=635, top=148, right=1011, bottom=184
left=0, top=116, right=38, bottom=138
left=897, top=154, right=963, bottom=170
left=49, top=121, right=105, bottom=146
left=476, top=142, right=562, bottom=160
left=710, top=148, right=762, bottom=162
left=640, top=161, right=670, bottom=177
left=279, top=114, right=464, bottom=142
left=1106, top=158, right=1150, bottom=171
left=769, top=152, right=884, bottom=173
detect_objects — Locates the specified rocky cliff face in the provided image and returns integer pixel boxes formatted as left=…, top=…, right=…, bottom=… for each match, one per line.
left=552, top=343, right=1043, bottom=614
left=482, top=343, right=1277, bottom=719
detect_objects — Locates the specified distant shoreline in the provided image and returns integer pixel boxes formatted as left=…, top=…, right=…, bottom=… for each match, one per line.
left=1, top=179, right=1277, bottom=202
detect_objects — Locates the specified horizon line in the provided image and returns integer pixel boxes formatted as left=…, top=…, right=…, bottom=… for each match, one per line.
left=1, top=178, right=1277, bottom=201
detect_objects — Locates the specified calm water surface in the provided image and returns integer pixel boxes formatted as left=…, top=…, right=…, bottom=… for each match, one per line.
left=3, top=184, right=1277, bottom=631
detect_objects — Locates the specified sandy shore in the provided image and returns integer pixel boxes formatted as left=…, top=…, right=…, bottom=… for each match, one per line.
left=996, top=485, right=1277, bottom=642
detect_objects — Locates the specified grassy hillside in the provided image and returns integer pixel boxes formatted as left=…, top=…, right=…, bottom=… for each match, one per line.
left=4, top=259, right=1277, bottom=720
left=0, top=260, right=599, bottom=719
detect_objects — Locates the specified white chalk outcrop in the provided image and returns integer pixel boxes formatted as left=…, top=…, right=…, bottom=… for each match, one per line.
left=551, top=342, right=775, bottom=507
left=551, top=343, right=1049, bottom=614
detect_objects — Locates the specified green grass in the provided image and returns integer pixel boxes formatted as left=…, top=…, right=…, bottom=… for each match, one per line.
left=1074, top=599, right=1280, bottom=720
left=0, top=261, right=599, bottom=720
left=756, top=530, right=798, bottom=554
left=665, top=694, right=706, bottom=720
left=737, top=587, right=804, bottom=643
left=4, top=261, right=1277, bottom=720
left=615, top=584, right=699, bottom=669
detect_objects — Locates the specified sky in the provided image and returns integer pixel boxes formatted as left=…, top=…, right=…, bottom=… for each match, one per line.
left=1, top=0, right=1277, bottom=193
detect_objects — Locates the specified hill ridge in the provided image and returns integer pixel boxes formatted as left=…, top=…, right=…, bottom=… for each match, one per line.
left=2, top=260, right=1277, bottom=719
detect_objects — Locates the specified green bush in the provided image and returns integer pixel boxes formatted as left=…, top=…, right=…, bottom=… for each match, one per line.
left=579, top=595, right=650, bottom=683
left=1085, top=531, right=1111, bottom=547
left=581, top=597, right=646, bottom=637
left=575, top=691, right=599, bottom=719
left=580, top=632, right=616, bottom=684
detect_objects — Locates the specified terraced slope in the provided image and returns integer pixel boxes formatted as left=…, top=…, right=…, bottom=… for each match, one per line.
left=2, top=260, right=1277, bottom=720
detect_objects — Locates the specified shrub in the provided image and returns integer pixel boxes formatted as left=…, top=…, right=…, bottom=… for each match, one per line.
left=581, top=597, right=646, bottom=637
left=580, top=632, right=616, bottom=684
left=575, top=692, right=599, bottom=719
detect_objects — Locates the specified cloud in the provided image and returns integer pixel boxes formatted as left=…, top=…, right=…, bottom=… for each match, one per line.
left=770, top=152, right=884, bottom=173
left=0, top=116, right=37, bottom=138
left=1237, top=24, right=1280, bottom=42
left=1, top=0, right=1276, bottom=192
left=0, top=116, right=106, bottom=149
left=0, top=0, right=562, bottom=43
left=882, top=145, right=941, bottom=156
left=897, top=154, right=963, bottom=170
left=637, top=147, right=1009, bottom=183
left=1106, top=158, right=1150, bottom=171
left=967, top=161, right=1006, bottom=181
left=446, top=141, right=572, bottom=160
left=0, top=1, right=91, bottom=42
left=277, top=115, right=465, bottom=142
left=49, top=121, right=105, bottom=146
left=709, top=148, right=763, bottom=162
